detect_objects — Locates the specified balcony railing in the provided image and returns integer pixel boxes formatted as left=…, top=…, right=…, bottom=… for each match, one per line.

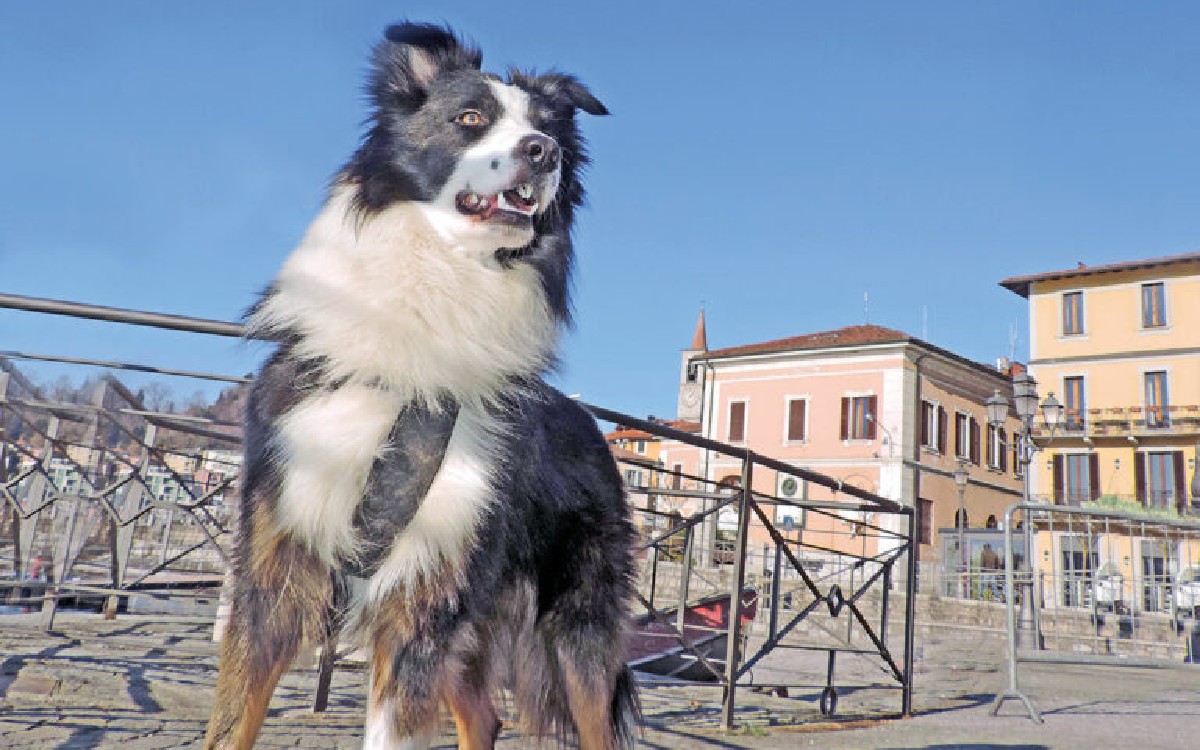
left=1033, top=404, right=1200, bottom=440
left=1031, top=493, right=1197, bottom=517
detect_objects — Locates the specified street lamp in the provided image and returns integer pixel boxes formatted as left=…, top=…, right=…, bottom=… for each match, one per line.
left=953, top=458, right=969, bottom=598
left=987, top=374, right=1063, bottom=649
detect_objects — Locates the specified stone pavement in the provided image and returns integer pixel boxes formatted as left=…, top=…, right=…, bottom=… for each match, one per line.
left=0, top=612, right=1197, bottom=748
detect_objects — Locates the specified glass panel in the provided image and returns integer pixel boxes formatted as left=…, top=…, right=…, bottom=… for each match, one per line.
left=1064, top=377, right=1085, bottom=429
left=1064, top=454, right=1090, bottom=505
left=1144, top=371, right=1169, bottom=427
left=1145, top=452, right=1176, bottom=508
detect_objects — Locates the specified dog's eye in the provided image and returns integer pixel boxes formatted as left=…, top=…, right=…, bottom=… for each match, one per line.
left=455, top=110, right=488, bottom=127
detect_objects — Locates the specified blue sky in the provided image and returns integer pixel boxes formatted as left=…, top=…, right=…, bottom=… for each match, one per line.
left=2, top=2, right=1199, bottom=417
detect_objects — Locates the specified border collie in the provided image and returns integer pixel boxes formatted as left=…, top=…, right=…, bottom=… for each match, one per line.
left=204, top=22, right=638, bottom=750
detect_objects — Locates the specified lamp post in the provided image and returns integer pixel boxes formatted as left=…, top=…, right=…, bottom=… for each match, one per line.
left=953, top=458, right=969, bottom=598
left=986, top=372, right=1064, bottom=647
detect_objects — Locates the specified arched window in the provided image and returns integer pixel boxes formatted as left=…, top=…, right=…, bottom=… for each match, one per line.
left=954, top=509, right=969, bottom=529
left=985, top=515, right=998, bottom=529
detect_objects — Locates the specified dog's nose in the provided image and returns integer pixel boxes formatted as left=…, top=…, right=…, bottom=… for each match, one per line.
left=518, top=133, right=560, bottom=172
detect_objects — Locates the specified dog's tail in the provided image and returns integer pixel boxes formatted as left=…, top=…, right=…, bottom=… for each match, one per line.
left=611, top=665, right=642, bottom=749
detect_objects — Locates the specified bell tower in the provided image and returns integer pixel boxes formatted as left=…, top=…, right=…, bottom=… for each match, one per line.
left=677, top=309, right=707, bottom=421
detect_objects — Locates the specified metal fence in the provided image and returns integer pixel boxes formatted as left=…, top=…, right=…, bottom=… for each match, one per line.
left=1, top=356, right=242, bottom=627
left=991, top=502, right=1200, bottom=722
left=595, top=407, right=918, bottom=725
left=1, top=291, right=920, bottom=728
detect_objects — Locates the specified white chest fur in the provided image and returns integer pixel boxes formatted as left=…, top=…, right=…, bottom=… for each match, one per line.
left=251, top=186, right=558, bottom=408
left=274, top=384, right=402, bottom=565
left=274, top=390, right=502, bottom=593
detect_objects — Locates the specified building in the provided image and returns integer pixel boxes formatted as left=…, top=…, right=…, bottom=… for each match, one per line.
left=659, top=317, right=1025, bottom=587
left=1001, top=252, right=1200, bottom=612
left=1001, top=252, right=1199, bottom=513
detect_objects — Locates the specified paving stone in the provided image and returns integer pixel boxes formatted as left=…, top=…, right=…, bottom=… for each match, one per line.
left=5, top=673, right=61, bottom=696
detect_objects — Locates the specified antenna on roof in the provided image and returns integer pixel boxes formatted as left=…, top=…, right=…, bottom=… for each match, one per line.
left=1008, top=321, right=1018, bottom=361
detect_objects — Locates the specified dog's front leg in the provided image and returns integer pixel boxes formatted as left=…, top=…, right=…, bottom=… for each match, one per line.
left=362, top=595, right=469, bottom=750
left=204, top=507, right=334, bottom=750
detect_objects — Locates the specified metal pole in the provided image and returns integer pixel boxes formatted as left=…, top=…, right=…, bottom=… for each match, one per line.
left=958, top=481, right=967, bottom=598
left=768, top=537, right=782, bottom=641
left=1018, top=430, right=1039, bottom=648
left=901, top=506, right=918, bottom=718
left=677, top=524, right=695, bottom=635
left=990, top=501, right=1043, bottom=722
left=0, top=292, right=247, bottom=338
left=720, top=457, right=753, bottom=730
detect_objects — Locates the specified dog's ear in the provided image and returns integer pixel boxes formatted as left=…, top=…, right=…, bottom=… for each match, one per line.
left=371, top=22, right=482, bottom=108
left=512, top=71, right=609, bottom=116
left=557, top=76, right=608, bottom=116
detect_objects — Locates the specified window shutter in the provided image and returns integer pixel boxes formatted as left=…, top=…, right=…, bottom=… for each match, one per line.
left=1052, top=454, right=1064, bottom=504
left=1134, top=452, right=1146, bottom=505
left=787, top=399, right=805, bottom=441
left=937, top=406, right=948, bottom=453
left=970, top=418, right=980, bottom=465
left=1088, top=453, right=1100, bottom=501
left=1173, top=451, right=1187, bottom=512
left=840, top=398, right=849, bottom=440
left=728, top=401, right=746, bottom=442
left=866, top=396, right=878, bottom=439
left=999, top=429, right=1008, bottom=472
left=919, top=403, right=929, bottom=446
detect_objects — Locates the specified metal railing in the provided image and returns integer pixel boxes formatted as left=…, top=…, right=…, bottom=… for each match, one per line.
left=1, top=358, right=241, bottom=628
left=1035, top=404, right=1200, bottom=439
left=594, top=406, right=918, bottom=724
left=991, top=502, right=1200, bottom=722
left=1, top=291, right=920, bottom=728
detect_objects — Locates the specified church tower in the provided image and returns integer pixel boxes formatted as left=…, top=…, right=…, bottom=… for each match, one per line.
left=677, top=309, right=707, bottom=421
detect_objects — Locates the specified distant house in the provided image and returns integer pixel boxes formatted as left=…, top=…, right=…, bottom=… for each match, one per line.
left=658, top=317, right=1025, bottom=583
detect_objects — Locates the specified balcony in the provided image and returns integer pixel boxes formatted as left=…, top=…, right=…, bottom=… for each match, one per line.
left=1033, top=404, right=1200, bottom=441
left=1031, top=493, right=1198, bottom=518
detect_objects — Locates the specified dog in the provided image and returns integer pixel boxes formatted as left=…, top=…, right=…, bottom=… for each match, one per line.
left=204, top=22, right=638, bottom=750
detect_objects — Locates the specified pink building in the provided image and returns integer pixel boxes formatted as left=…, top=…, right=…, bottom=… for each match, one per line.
left=658, top=316, right=1026, bottom=585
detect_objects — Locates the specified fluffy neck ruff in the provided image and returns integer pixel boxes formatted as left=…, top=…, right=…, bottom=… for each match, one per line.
left=251, top=186, right=558, bottom=407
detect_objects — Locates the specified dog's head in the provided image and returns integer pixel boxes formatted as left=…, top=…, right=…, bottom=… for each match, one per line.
left=344, top=23, right=607, bottom=266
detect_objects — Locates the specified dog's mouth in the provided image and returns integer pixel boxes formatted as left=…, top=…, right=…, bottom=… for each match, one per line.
left=455, top=183, right=539, bottom=223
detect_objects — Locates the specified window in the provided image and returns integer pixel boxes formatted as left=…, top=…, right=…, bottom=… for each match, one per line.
left=1052, top=453, right=1098, bottom=506
left=1141, top=282, right=1167, bottom=328
left=987, top=425, right=1008, bottom=471
left=840, top=395, right=877, bottom=440
left=1062, top=291, right=1084, bottom=335
left=1136, top=451, right=1185, bottom=510
left=917, top=499, right=933, bottom=545
left=785, top=398, right=807, bottom=442
left=623, top=468, right=643, bottom=487
left=727, top=401, right=746, bottom=443
left=1144, top=371, right=1169, bottom=428
left=634, top=440, right=646, bottom=454
left=1063, top=376, right=1085, bottom=430
left=920, top=400, right=947, bottom=452
left=955, top=413, right=980, bottom=465
left=955, top=413, right=970, bottom=459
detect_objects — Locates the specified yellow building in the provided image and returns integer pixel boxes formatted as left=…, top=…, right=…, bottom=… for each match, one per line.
left=1002, top=252, right=1199, bottom=513
left=1002, top=253, right=1200, bottom=614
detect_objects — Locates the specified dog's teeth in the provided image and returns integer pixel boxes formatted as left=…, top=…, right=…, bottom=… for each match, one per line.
left=517, top=184, right=534, bottom=201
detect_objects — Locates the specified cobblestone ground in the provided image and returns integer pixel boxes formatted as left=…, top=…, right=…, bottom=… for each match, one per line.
left=0, top=612, right=1197, bottom=748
